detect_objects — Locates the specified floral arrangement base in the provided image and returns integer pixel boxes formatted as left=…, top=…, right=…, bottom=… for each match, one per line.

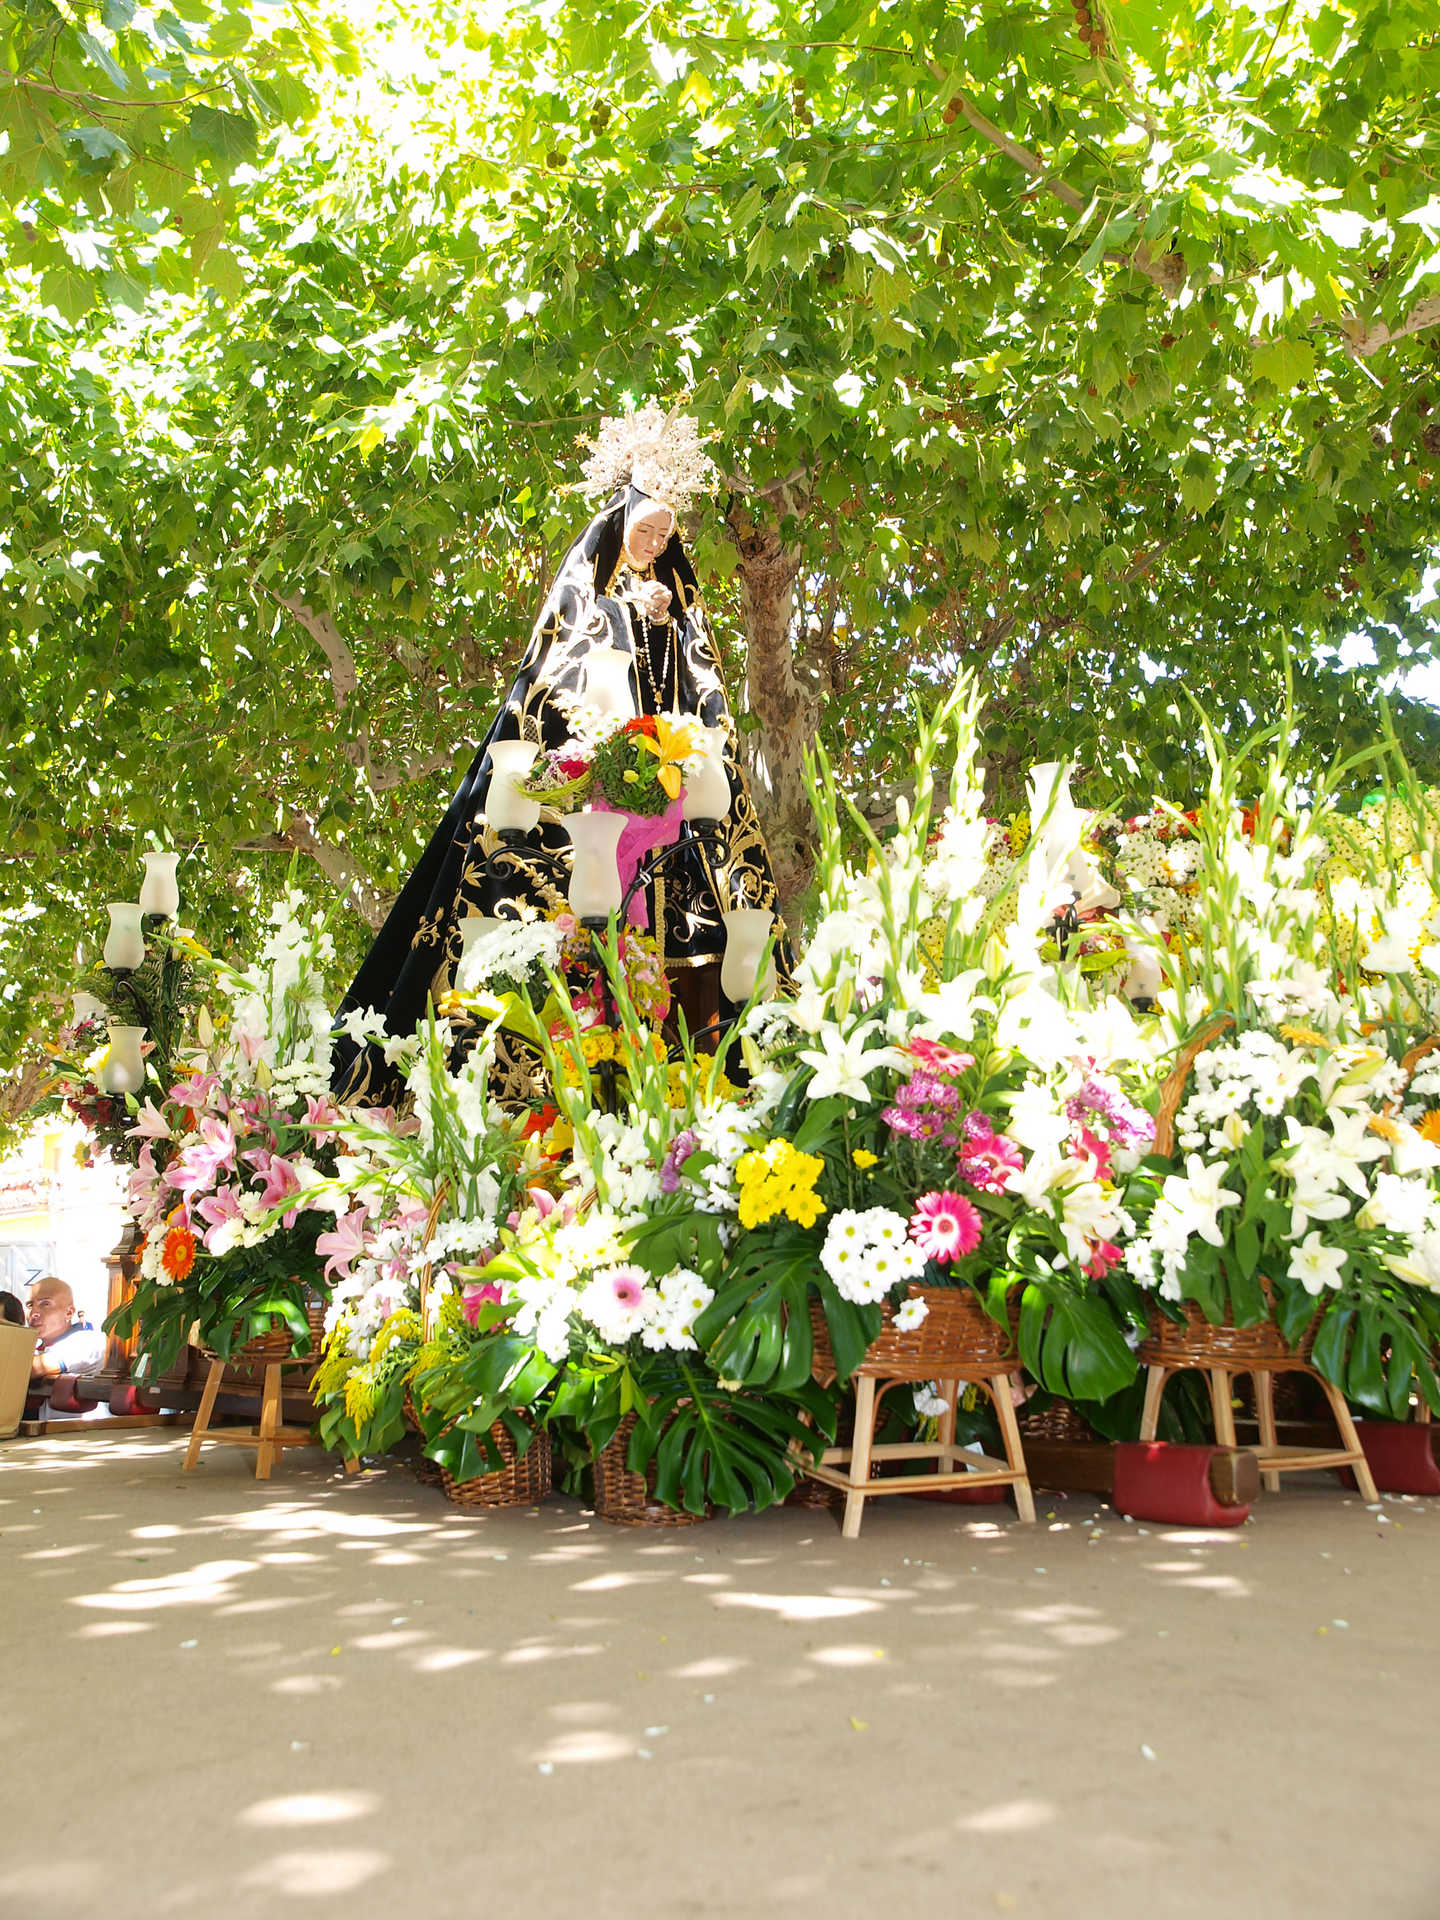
left=200, top=1302, right=328, bottom=1368
left=1017, top=1398, right=1101, bottom=1446
left=1137, top=1307, right=1379, bottom=1503
left=593, top=1414, right=709, bottom=1527
left=182, top=1353, right=317, bottom=1482
left=809, top=1284, right=1017, bottom=1381
left=804, top=1285, right=1035, bottom=1540
left=439, top=1426, right=553, bottom=1510
left=1136, top=1299, right=1319, bottom=1372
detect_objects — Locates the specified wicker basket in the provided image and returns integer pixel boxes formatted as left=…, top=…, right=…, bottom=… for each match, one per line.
left=1138, top=1296, right=1320, bottom=1371
left=1018, top=1397, right=1100, bottom=1445
left=810, top=1284, right=1017, bottom=1381
left=785, top=1473, right=839, bottom=1510
left=592, top=1413, right=708, bottom=1527
left=202, top=1300, right=328, bottom=1366
left=439, top=1423, right=552, bottom=1509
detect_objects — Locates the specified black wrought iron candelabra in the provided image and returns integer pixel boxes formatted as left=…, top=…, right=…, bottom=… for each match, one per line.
left=471, top=814, right=758, bottom=1111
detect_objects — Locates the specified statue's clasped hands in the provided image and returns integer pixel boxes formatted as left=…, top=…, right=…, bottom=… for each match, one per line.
left=635, top=579, right=673, bottom=622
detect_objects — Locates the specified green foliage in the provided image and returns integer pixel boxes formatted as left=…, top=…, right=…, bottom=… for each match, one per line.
left=4, top=0, right=1440, bottom=1084
left=626, top=1359, right=836, bottom=1516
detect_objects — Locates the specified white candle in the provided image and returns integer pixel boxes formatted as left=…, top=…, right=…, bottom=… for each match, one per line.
left=682, top=724, right=731, bottom=823
left=138, top=851, right=181, bottom=917
left=584, top=647, right=638, bottom=721
left=721, top=908, right=775, bottom=1002
left=486, top=739, right=542, bottom=834
left=101, top=1024, right=146, bottom=1095
left=103, top=903, right=146, bottom=971
left=562, top=811, right=627, bottom=921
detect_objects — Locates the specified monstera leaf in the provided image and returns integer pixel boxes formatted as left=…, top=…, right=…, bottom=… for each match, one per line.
left=626, top=1360, right=837, bottom=1516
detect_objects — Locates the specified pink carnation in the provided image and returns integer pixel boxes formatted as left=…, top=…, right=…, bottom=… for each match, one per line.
left=909, top=1190, right=983, bottom=1263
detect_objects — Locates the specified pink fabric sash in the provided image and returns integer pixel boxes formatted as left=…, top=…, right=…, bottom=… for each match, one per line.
left=592, top=794, right=686, bottom=928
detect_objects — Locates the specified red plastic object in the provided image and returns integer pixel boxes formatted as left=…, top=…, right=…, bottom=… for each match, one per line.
left=1348, top=1422, right=1440, bottom=1496
left=109, top=1384, right=146, bottom=1416
left=1113, top=1441, right=1251, bottom=1528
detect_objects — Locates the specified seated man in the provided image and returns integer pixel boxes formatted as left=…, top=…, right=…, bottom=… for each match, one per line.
left=28, top=1277, right=108, bottom=1421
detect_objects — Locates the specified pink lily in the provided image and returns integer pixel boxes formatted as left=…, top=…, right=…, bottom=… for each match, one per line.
left=169, top=1072, right=226, bottom=1114
left=304, top=1093, right=343, bottom=1148
left=462, top=1281, right=503, bottom=1325
left=164, top=1116, right=238, bottom=1200
left=126, top=1143, right=163, bottom=1217
left=195, top=1185, right=244, bottom=1253
left=248, top=1150, right=306, bottom=1226
left=126, top=1099, right=173, bottom=1142
left=316, top=1205, right=370, bottom=1283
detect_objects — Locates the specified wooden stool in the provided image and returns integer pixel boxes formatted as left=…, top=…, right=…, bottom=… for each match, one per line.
left=1138, top=1307, right=1379, bottom=1504
left=806, top=1288, right=1036, bottom=1540
left=183, top=1348, right=317, bottom=1481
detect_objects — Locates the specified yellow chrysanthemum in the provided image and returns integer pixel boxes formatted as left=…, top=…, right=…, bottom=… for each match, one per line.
left=735, top=1139, right=827, bottom=1230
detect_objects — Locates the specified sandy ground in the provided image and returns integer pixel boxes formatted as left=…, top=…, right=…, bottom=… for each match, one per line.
left=2, top=1429, right=1437, bottom=1920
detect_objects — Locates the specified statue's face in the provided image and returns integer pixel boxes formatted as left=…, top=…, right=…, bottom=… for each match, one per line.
left=626, top=504, right=675, bottom=566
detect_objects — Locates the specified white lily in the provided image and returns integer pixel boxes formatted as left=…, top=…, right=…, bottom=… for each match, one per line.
left=1288, top=1231, right=1347, bottom=1296
left=798, top=1020, right=903, bottom=1103
left=1157, top=1154, right=1241, bottom=1247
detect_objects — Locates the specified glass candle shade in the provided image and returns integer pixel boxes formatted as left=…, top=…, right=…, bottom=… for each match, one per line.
left=721, top=908, right=775, bottom=1003
left=1027, top=760, right=1080, bottom=868
left=562, top=810, right=626, bottom=921
left=138, top=850, right=181, bottom=918
left=101, top=1024, right=146, bottom=1095
left=583, top=647, right=638, bottom=721
left=103, top=903, right=146, bottom=971
left=455, top=915, right=502, bottom=992
left=486, top=740, right=542, bottom=834
left=682, top=724, right=731, bottom=823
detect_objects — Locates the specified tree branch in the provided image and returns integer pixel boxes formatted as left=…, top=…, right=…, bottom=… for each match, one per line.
left=342, top=725, right=453, bottom=795
left=240, top=812, right=390, bottom=930
left=272, top=591, right=359, bottom=710
left=1343, top=294, right=1440, bottom=359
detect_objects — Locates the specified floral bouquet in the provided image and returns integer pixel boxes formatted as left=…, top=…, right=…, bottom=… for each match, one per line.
left=1117, top=708, right=1440, bottom=1417
left=106, top=890, right=346, bottom=1377
left=691, top=678, right=1157, bottom=1405
left=518, top=713, right=709, bottom=818
left=309, top=1011, right=542, bottom=1473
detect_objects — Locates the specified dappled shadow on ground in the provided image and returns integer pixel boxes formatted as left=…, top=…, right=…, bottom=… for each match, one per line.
left=3, top=1432, right=1438, bottom=1919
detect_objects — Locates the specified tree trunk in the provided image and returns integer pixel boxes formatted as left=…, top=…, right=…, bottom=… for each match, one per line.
left=726, top=497, right=820, bottom=911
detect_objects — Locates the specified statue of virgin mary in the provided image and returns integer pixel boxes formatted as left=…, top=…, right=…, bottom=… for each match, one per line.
left=332, top=405, right=784, bottom=1104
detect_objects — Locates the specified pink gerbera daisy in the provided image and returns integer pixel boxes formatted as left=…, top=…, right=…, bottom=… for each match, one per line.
left=608, top=1267, right=647, bottom=1312
left=959, top=1132, right=1025, bottom=1194
left=909, top=1190, right=983, bottom=1263
left=904, top=1038, right=976, bottom=1077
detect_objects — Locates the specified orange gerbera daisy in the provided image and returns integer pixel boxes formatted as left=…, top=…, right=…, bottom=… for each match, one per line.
left=161, top=1220, right=197, bottom=1282
left=1419, top=1110, right=1440, bottom=1147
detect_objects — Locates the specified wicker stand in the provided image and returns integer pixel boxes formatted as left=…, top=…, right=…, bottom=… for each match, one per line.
left=182, top=1306, right=326, bottom=1481
left=592, top=1413, right=708, bottom=1526
left=1137, top=1303, right=1379, bottom=1503
left=806, top=1286, right=1036, bottom=1540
